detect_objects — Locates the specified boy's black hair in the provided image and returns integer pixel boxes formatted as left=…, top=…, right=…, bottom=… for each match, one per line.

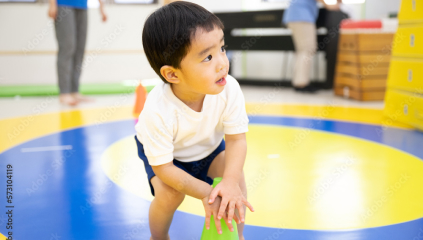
left=142, top=1, right=224, bottom=83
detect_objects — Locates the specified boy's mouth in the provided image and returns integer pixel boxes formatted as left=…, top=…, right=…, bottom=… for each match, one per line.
left=216, top=77, right=226, bottom=86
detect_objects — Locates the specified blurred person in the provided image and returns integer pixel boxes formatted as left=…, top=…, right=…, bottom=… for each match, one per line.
left=48, top=0, right=107, bottom=106
left=283, top=0, right=341, bottom=93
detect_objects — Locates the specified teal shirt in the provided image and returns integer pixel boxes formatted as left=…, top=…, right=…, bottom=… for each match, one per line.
left=283, top=0, right=319, bottom=24
left=57, top=0, right=88, bottom=9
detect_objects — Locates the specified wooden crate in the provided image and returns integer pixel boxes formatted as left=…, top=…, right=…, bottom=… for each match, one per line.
left=336, top=74, right=387, bottom=89
left=335, top=86, right=386, bottom=101
left=338, top=33, right=394, bottom=52
left=337, top=52, right=391, bottom=65
left=334, top=33, right=394, bottom=101
left=336, top=63, right=390, bottom=76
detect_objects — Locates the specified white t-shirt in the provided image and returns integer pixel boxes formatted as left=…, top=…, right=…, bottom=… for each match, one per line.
left=135, top=75, right=249, bottom=166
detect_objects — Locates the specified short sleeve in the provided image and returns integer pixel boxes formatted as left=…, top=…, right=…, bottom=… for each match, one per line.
left=222, top=76, right=249, bottom=135
left=135, top=108, right=174, bottom=166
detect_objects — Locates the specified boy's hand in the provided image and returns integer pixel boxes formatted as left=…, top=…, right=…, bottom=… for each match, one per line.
left=202, top=195, right=240, bottom=234
left=208, top=179, right=254, bottom=225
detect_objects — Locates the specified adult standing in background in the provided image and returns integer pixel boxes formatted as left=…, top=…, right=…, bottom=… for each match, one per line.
left=283, top=0, right=341, bottom=93
left=48, top=0, right=107, bottom=106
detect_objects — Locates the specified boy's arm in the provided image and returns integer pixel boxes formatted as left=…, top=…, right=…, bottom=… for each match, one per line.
left=208, top=133, right=254, bottom=225
left=152, top=162, right=212, bottom=200
left=222, top=133, right=247, bottom=183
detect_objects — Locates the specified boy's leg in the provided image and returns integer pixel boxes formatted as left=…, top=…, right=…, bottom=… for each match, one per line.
left=149, top=176, right=185, bottom=240
left=207, top=151, right=248, bottom=239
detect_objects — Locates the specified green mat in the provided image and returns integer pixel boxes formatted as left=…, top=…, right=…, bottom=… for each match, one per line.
left=0, top=83, right=155, bottom=97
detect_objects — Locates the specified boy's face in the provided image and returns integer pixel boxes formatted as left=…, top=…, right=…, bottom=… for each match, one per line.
left=175, top=27, right=229, bottom=96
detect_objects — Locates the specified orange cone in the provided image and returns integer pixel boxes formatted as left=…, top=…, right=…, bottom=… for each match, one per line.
left=133, top=83, right=148, bottom=119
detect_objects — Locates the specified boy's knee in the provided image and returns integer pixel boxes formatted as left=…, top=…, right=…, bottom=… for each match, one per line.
left=153, top=179, right=185, bottom=210
left=156, top=190, right=185, bottom=211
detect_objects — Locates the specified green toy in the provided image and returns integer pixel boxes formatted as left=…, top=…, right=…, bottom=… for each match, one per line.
left=200, top=177, right=239, bottom=240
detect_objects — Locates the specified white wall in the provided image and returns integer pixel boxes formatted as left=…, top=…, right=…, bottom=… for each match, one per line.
left=0, top=0, right=402, bottom=86
left=0, top=3, right=161, bottom=85
left=364, top=0, right=401, bottom=19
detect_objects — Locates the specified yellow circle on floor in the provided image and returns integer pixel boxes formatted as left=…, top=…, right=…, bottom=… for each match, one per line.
left=102, top=125, right=423, bottom=230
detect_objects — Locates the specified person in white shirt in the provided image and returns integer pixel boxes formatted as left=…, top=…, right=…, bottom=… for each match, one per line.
left=135, top=2, right=254, bottom=240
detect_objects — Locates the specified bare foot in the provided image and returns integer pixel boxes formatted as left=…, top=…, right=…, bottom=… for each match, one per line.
left=59, top=93, right=78, bottom=106
left=72, top=93, right=94, bottom=103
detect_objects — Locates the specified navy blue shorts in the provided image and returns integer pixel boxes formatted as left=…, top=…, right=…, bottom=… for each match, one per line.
left=135, top=136, right=225, bottom=196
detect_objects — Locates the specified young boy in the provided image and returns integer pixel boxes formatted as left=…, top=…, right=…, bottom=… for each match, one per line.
left=135, top=2, right=254, bottom=239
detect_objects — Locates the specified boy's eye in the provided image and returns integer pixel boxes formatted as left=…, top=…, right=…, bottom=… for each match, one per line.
left=202, top=45, right=227, bottom=62
left=203, top=55, right=212, bottom=62
left=221, top=45, right=228, bottom=52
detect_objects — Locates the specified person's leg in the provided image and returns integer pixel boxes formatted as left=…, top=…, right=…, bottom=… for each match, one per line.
left=55, top=7, right=77, bottom=105
left=149, top=176, right=186, bottom=240
left=72, top=8, right=90, bottom=101
left=288, top=22, right=317, bottom=88
left=207, top=151, right=248, bottom=240
left=135, top=137, right=184, bottom=240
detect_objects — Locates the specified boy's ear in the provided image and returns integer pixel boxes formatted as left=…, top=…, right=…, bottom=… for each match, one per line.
left=160, top=65, right=180, bottom=84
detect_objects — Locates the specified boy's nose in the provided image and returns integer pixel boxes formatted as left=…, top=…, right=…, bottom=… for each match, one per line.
left=217, top=65, right=227, bottom=75
left=216, top=55, right=228, bottom=73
